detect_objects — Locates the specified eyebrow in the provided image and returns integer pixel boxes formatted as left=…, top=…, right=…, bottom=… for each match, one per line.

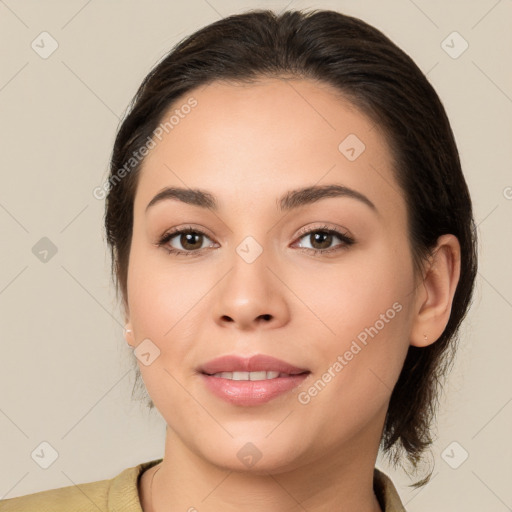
left=145, top=184, right=377, bottom=214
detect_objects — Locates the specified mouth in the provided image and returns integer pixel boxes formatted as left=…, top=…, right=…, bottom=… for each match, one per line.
left=198, top=354, right=310, bottom=406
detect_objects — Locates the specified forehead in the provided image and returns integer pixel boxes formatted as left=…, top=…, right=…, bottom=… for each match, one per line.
left=134, top=78, right=405, bottom=221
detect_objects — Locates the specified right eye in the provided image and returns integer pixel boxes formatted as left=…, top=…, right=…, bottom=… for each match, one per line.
left=157, top=227, right=217, bottom=256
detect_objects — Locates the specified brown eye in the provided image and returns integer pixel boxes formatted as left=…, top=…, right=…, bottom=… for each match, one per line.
left=294, top=226, right=355, bottom=255
left=157, top=227, right=216, bottom=256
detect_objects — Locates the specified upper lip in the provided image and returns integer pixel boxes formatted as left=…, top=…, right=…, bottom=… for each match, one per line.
left=198, top=354, right=309, bottom=375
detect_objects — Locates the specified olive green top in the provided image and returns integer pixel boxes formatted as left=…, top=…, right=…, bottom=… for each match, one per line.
left=0, top=459, right=406, bottom=511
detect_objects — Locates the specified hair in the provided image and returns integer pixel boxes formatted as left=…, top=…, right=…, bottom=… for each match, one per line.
left=104, top=8, right=477, bottom=486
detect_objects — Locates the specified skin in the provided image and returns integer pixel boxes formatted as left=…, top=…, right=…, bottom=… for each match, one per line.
left=124, top=77, right=461, bottom=512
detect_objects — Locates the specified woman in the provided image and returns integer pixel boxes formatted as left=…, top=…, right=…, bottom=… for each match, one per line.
left=1, top=8, right=477, bottom=512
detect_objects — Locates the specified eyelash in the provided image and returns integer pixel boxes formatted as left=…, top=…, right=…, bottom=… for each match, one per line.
left=157, top=224, right=355, bottom=257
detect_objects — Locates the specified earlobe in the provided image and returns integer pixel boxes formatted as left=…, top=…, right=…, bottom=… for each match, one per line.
left=410, top=234, right=461, bottom=348
left=123, top=322, right=135, bottom=348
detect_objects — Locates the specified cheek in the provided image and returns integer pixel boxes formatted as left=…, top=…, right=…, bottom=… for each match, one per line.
left=126, top=246, right=210, bottom=421
left=294, top=247, right=413, bottom=402
left=291, top=243, right=414, bottom=346
left=126, top=240, right=217, bottom=385
left=294, top=246, right=415, bottom=434
left=127, top=238, right=200, bottom=335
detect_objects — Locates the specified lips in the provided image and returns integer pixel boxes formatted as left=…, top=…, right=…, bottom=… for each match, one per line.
left=198, top=354, right=309, bottom=376
left=198, top=354, right=310, bottom=406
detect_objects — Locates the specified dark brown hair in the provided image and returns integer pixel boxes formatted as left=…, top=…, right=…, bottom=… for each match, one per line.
left=104, top=8, right=477, bottom=485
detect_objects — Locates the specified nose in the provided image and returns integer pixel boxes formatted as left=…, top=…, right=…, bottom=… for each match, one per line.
left=212, top=247, right=290, bottom=331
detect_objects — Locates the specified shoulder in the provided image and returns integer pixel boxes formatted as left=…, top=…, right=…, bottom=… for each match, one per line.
left=0, top=459, right=162, bottom=512
left=0, top=477, right=111, bottom=512
left=373, top=467, right=407, bottom=512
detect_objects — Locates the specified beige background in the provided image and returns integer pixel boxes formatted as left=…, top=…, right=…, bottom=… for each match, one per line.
left=1, top=0, right=511, bottom=510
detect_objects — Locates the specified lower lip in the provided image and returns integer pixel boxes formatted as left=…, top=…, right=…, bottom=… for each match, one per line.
left=200, top=373, right=309, bottom=406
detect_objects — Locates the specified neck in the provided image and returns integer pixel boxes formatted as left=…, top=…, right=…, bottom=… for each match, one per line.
left=142, top=426, right=384, bottom=512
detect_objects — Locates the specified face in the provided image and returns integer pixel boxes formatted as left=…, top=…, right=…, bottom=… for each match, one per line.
left=125, top=78, right=420, bottom=473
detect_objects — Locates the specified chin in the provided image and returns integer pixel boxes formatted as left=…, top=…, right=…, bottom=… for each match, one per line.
left=196, top=434, right=309, bottom=475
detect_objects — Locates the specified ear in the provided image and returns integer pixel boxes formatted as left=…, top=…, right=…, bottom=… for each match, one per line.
left=410, top=234, right=461, bottom=347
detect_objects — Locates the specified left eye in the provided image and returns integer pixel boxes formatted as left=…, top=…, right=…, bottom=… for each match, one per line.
left=294, top=228, right=355, bottom=253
